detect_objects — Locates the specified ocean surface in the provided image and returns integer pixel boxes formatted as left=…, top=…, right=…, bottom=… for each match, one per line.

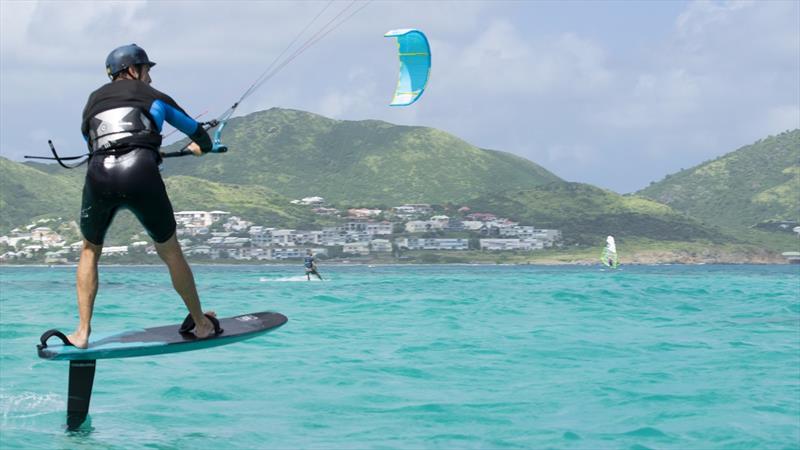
left=1, top=264, right=798, bottom=449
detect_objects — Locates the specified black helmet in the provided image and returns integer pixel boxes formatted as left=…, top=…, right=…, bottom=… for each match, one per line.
left=105, top=44, right=156, bottom=78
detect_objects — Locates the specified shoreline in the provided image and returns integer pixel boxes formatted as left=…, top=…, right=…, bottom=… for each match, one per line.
left=1, top=260, right=795, bottom=268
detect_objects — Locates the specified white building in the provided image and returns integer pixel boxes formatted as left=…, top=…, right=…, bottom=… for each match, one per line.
left=298, top=196, right=325, bottom=205
left=461, top=220, right=484, bottom=231
left=185, top=245, right=211, bottom=256
left=178, top=224, right=209, bottom=237
left=102, top=246, right=129, bottom=256
left=531, top=229, right=562, bottom=246
left=429, top=215, right=450, bottom=229
left=392, top=204, right=432, bottom=218
left=174, top=211, right=214, bottom=227
left=397, top=238, right=469, bottom=251
left=366, top=221, right=394, bottom=236
left=479, top=236, right=555, bottom=250
left=343, top=242, right=370, bottom=255
left=271, top=247, right=303, bottom=259
left=405, top=221, right=432, bottom=233
left=480, top=239, right=526, bottom=251
left=312, top=207, right=339, bottom=216
left=320, top=227, right=347, bottom=246
left=370, top=239, right=392, bottom=252
left=209, top=211, right=230, bottom=222
left=270, top=229, right=296, bottom=246
left=223, top=216, right=253, bottom=232
left=249, top=227, right=275, bottom=247
left=348, top=208, right=382, bottom=218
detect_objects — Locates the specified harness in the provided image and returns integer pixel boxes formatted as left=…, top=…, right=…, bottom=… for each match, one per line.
left=88, top=106, right=159, bottom=153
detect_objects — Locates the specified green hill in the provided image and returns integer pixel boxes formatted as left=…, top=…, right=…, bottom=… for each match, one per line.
left=161, top=108, right=562, bottom=205
left=2, top=112, right=794, bottom=259
left=638, top=130, right=800, bottom=229
left=0, top=157, right=80, bottom=230
left=467, top=182, right=727, bottom=245
left=165, top=176, right=328, bottom=229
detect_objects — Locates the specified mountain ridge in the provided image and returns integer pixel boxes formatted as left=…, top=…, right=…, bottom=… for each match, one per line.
left=638, top=129, right=799, bottom=230
left=2, top=109, right=796, bottom=255
left=160, top=108, right=562, bottom=204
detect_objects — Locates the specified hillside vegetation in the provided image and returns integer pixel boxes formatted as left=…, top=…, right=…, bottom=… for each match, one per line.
left=162, top=108, right=562, bottom=204
left=3, top=112, right=796, bottom=259
left=638, top=130, right=799, bottom=229
left=467, top=182, right=727, bottom=245
left=0, top=157, right=80, bottom=230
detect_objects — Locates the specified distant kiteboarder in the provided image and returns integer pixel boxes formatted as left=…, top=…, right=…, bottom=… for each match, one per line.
left=304, top=249, right=323, bottom=281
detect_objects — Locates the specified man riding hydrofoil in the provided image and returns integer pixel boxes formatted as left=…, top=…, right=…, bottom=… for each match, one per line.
left=69, top=44, right=216, bottom=348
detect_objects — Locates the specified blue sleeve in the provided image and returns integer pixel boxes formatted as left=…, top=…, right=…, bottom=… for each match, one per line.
left=150, top=99, right=199, bottom=135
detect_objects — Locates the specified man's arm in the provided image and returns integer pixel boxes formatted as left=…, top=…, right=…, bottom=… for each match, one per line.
left=150, top=99, right=213, bottom=153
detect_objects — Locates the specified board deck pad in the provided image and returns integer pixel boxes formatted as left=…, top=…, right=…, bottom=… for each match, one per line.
left=38, top=312, right=287, bottom=361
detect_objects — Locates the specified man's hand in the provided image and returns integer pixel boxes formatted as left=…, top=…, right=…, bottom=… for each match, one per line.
left=187, top=142, right=205, bottom=157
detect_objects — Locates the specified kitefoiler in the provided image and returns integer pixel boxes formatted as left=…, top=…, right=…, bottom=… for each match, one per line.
left=601, top=235, right=619, bottom=269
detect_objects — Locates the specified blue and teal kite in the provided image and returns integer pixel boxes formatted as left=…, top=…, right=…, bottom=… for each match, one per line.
left=384, top=29, right=431, bottom=106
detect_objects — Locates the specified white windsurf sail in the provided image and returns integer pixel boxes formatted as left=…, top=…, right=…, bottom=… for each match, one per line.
left=601, top=235, right=619, bottom=268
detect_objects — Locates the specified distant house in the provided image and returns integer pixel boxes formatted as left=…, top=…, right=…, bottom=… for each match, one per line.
left=348, top=208, right=382, bottom=218
left=343, top=219, right=368, bottom=232
left=270, top=247, right=303, bottom=260
left=312, top=207, right=339, bottom=216
left=102, top=246, right=129, bottom=256
left=405, top=221, right=432, bottom=233
left=392, top=204, right=432, bottom=218
left=320, top=227, right=347, bottom=246
left=343, top=242, right=370, bottom=256
left=185, top=245, right=211, bottom=256
left=467, top=213, right=496, bottom=221
left=209, top=211, right=230, bottom=222
left=223, top=216, right=253, bottom=232
left=461, top=220, right=484, bottom=231
left=249, top=227, right=275, bottom=247
left=370, top=239, right=392, bottom=252
left=480, top=239, right=525, bottom=251
left=298, top=196, right=325, bottom=205
left=270, top=229, right=296, bottom=246
left=397, top=238, right=468, bottom=251
left=175, top=211, right=212, bottom=227
left=429, top=215, right=450, bottom=229
left=366, top=221, right=393, bottom=236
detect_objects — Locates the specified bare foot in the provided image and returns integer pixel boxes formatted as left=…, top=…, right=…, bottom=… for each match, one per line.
left=67, top=329, right=90, bottom=349
left=193, top=311, right=217, bottom=339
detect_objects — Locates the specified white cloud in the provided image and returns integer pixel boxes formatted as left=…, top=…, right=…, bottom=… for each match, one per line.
left=1, top=1, right=797, bottom=194
left=442, top=20, right=612, bottom=97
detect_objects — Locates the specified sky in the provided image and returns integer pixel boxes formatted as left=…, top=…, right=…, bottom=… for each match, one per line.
left=1, top=0, right=798, bottom=193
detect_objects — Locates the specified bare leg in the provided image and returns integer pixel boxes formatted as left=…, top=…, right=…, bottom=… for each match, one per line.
left=155, top=233, right=215, bottom=338
left=69, top=240, right=103, bottom=348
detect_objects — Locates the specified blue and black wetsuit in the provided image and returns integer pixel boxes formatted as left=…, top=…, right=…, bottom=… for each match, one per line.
left=303, top=256, right=315, bottom=269
left=79, top=79, right=211, bottom=245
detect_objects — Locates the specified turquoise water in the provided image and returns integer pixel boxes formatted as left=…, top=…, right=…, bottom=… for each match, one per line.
left=1, top=264, right=798, bottom=449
